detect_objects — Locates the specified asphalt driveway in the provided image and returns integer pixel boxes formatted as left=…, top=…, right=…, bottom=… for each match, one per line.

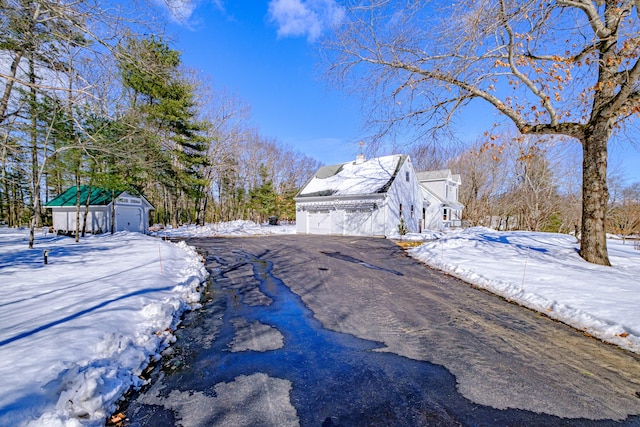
left=122, top=235, right=640, bottom=426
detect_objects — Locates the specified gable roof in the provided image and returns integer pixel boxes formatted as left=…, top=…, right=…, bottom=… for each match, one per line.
left=297, top=154, right=406, bottom=198
left=416, top=170, right=452, bottom=181
left=420, top=185, right=464, bottom=210
left=45, top=186, right=123, bottom=207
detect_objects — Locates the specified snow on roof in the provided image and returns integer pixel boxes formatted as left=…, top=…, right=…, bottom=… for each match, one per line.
left=416, top=170, right=452, bottom=181
left=298, top=155, right=404, bottom=198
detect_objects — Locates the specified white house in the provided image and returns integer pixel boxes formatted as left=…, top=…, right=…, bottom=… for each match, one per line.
left=294, top=154, right=463, bottom=237
left=45, top=186, right=154, bottom=234
left=417, top=170, right=464, bottom=229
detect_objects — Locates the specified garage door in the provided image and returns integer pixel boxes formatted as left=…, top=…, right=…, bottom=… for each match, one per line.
left=116, top=206, right=142, bottom=232
left=345, top=211, right=373, bottom=236
left=307, top=212, right=332, bottom=235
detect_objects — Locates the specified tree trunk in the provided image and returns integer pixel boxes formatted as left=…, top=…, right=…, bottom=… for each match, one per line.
left=111, top=189, right=116, bottom=234
left=75, top=173, right=81, bottom=242
left=28, top=184, right=40, bottom=249
left=579, top=122, right=611, bottom=266
left=1, top=145, right=10, bottom=226
left=81, top=185, right=93, bottom=237
left=29, top=53, right=41, bottom=230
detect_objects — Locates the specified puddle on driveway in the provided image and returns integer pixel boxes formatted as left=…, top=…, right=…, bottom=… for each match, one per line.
left=123, top=249, right=627, bottom=427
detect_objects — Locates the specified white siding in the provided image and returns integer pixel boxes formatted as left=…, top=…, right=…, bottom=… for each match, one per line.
left=421, top=189, right=443, bottom=230
left=384, top=157, right=423, bottom=234
left=51, top=207, right=110, bottom=234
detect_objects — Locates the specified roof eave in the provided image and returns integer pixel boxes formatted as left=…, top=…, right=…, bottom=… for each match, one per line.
left=294, top=193, right=386, bottom=203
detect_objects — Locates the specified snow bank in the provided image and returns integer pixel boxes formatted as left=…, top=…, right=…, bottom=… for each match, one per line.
left=151, top=220, right=296, bottom=238
left=0, top=229, right=208, bottom=427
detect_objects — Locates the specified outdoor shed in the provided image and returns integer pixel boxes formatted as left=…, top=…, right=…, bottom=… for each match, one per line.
left=45, top=186, right=154, bottom=234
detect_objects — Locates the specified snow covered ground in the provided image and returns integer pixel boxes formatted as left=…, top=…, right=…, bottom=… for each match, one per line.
left=1, top=221, right=638, bottom=426
left=0, top=229, right=207, bottom=427
left=150, top=219, right=296, bottom=238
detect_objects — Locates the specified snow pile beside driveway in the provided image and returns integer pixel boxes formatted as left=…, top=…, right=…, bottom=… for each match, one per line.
left=0, top=229, right=207, bottom=427
left=408, top=227, right=640, bottom=354
left=152, top=220, right=296, bottom=238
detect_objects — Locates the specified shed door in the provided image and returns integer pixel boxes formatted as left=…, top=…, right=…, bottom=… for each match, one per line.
left=116, top=206, right=141, bottom=232
left=308, top=212, right=331, bottom=235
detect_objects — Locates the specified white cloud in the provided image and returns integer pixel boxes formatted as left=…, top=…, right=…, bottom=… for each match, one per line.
left=268, top=0, right=345, bottom=42
left=158, top=0, right=226, bottom=25
left=159, top=0, right=198, bottom=24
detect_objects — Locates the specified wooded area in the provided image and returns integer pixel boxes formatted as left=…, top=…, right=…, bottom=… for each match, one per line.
left=408, top=137, right=640, bottom=242
left=0, top=0, right=319, bottom=247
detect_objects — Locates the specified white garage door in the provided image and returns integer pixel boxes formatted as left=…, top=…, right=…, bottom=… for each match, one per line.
left=345, top=211, right=373, bottom=236
left=116, top=206, right=141, bottom=232
left=307, top=212, right=332, bottom=235
left=331, top=210, right=345, bottom=235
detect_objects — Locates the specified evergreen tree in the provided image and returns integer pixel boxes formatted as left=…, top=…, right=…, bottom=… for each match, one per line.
left=118, top=36, right=209, bottom=227
left=249, top=164, right=277, bottom=223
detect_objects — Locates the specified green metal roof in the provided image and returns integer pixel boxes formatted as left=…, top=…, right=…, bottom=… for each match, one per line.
left=45, top=186, right=123, bottom=207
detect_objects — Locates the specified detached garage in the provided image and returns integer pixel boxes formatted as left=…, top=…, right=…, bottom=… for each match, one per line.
left=45, top=185, right=154, bottom=234
left=295, top=154, right=423, bottom=237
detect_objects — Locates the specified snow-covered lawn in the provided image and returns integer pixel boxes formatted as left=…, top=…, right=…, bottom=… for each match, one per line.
left=0, top=229, right=207, bottom=427
left=1, top=221, right=638, bottom=426
left=407, top=227, right=640, bottom=355
left=150, top=219, right=296, bottom=238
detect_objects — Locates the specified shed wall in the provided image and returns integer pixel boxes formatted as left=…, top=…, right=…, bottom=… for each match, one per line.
left=52, top=207, right=110, bottom=234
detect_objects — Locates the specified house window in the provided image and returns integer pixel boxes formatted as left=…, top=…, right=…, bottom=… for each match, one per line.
left=443, top=208, right=449, bottom=221
left=422, top=207, right=426, bottom=222
left=405, top=171, right=410, bottom=182
left=411, top=205, right=414, bottom=218
left=399, top=203, right=403, bottom=216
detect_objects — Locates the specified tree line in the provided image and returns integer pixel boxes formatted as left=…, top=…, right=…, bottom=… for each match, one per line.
left=408, top=136, right=640, bottom=241
left=0, top=0, right=319, bottom=247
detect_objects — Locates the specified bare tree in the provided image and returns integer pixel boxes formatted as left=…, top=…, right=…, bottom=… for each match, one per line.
left=448, top=137, right=511, bottom=227
left=608, top=181, right=640, bottom=242
left=507, top=141, right=560, bottom=231
left=325, top=0, right=640, bottom=265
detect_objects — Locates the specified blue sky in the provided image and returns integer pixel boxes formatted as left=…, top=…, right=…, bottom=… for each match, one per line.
left=163, top=0, right=364, bottom=165
left=161, top=0, right=640, bottom=183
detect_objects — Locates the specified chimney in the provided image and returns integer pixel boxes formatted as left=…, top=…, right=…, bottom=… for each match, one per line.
left=355, top=141, right=366, bottom=164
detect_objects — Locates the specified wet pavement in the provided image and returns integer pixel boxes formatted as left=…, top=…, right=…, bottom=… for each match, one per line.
left=121, top=236, right=640, bottom=426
